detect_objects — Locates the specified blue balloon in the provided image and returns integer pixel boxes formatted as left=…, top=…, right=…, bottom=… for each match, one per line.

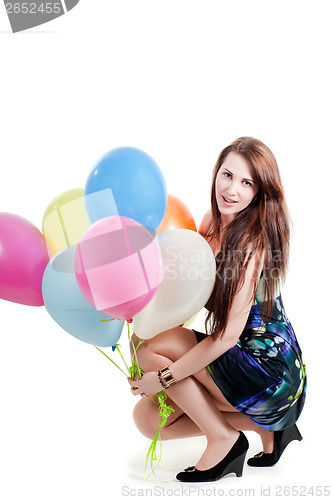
left=42, top=247, right=124, bottom=347
left=85, top=147, right=167, bottom=232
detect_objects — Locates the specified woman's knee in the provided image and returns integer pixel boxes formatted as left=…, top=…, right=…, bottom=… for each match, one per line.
left=130, top=335, right=155, bottom=372
left=134, top=328, right=198, bottom=368
left=132, top=398, right=160, bottom=439
left=133, top=341, right=155, bottom=371
left=130, top=333, right=141, bottom=357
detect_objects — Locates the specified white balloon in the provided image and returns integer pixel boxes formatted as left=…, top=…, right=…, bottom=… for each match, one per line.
left=133, top=229, right=216, bottom=339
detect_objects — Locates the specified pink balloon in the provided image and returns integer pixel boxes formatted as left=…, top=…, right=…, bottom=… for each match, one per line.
left=0, top=213, right=50, bottom=306
left=74, top=216, right=163, bottom=321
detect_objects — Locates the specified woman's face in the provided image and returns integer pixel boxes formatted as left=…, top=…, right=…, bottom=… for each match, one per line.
left=215, top=152, right=259, bottom=223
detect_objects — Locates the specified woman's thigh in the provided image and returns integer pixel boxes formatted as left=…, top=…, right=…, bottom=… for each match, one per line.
left=133, top=327, right=238, bottom=412
left=193, top=367, right=239, bottom=412
left=133, top=326, right=198, bottom=361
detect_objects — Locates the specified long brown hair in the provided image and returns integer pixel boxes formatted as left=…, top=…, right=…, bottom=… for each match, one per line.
left=205, top=137, right=291, bottom=340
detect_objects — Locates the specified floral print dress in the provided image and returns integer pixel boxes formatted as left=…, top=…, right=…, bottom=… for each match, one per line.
left=194, top=275, right=307, bottom=431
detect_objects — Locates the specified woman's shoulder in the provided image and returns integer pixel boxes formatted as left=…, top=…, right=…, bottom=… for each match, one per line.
left=198, top=209, right=212, bottom=238
left=199, top=209, right=221, bottom=256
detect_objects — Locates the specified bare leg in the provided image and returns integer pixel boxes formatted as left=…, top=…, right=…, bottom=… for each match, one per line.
left=134, top=395, right=273, bottom=453
left=132, top=328, right=243, bottom=470
left=223, top=412, right=273, bottom=453
left=131, top=328, right=274, bottom=457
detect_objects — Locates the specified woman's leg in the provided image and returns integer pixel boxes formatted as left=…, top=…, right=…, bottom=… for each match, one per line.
left=131, top=327, right=242, bottom=470
left=131, top=328, right=274, bottom=456
left=134, top=395, right=273, bottom=453
left=133, top=393, right=204, bottom=440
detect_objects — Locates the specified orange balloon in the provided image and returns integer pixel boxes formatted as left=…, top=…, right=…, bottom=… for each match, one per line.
left=157, top=194, right=197, bottom=233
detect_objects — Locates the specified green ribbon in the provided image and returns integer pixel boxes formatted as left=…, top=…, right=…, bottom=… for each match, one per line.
left=144, top=391, right=175, bottom=479
left=95, top=320, right=175, bottom=479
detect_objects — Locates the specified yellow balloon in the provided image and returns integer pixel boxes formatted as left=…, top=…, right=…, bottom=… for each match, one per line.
left=183, top=313, right=199, bottom=328
left=42, top=188, right=91, bottom=256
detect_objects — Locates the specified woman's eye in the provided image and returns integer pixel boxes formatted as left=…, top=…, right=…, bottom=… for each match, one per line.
left=243, top=181, right=252, bottom=187
left=223, top=172, right=231, bottom=178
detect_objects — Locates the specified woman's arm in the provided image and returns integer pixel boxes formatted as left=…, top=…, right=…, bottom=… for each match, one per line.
left=169, top=250, right=262, bottom=382
left=129, top=249, right=263, bottom=396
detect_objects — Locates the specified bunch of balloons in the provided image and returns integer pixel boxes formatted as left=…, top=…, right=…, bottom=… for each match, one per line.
left=0, top=146, right=216, bottom=348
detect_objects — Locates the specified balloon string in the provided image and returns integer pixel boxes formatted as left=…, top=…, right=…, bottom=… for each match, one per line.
left=144, top=391, right=175, bottom=480
left=96, top=321, right=175, bottom=479
left=94, top=345, right=128, bottom=376
left=116, top=343, right=131, bottom=376
left=127, top=320, right=144, bottom=379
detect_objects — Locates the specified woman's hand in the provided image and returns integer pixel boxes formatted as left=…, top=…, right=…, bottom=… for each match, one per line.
left=128, top=372, right=162, bottom=397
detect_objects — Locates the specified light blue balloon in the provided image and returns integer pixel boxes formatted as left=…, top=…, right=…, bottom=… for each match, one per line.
left=85, top=147, right=167, bottom=233
left=42, top=247, right=124, bottom=347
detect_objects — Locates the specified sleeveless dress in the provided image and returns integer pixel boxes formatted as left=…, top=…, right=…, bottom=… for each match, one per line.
left=193, top=274, right=307, bottom=431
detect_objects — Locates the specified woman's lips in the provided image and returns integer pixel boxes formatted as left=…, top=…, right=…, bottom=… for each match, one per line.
left=221, top=195, right=238, bottom=206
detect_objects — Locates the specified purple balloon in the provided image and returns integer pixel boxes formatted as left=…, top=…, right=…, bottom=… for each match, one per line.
left=0, top=213, right=49, bottom=306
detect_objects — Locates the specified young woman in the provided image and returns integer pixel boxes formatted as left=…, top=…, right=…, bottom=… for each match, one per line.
left=128, top=137, right=306, bottom=482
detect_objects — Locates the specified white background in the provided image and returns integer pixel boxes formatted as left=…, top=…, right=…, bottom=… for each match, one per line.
left=0, top=1, right=331, bottom=498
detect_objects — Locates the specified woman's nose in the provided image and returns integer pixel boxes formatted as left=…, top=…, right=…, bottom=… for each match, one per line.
left=226, top=180, right=238, bottom=196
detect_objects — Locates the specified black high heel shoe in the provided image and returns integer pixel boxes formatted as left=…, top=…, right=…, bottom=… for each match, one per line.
left=247, top=423, right=303, bottom=467
left=176, top=431, right=249, bottom=482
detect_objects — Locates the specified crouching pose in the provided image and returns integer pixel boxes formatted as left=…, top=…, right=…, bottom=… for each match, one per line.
left=128, top=137, right=306, bottom=482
